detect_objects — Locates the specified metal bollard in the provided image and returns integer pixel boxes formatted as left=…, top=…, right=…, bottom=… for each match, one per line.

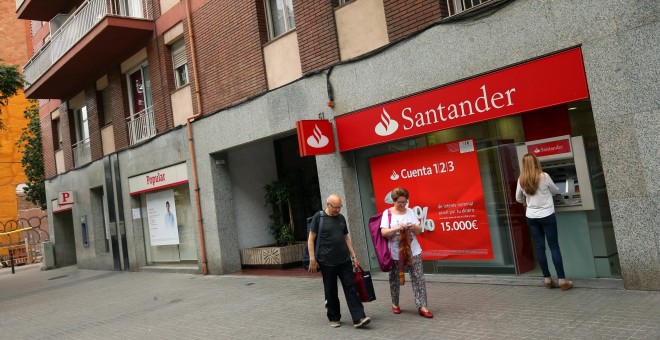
left=10, top=251, right=15, bottom=274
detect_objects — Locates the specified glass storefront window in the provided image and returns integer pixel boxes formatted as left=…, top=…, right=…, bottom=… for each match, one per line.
left=355, top=101, right=620, bottom=278
left=140, top=184, right=197, bottom=263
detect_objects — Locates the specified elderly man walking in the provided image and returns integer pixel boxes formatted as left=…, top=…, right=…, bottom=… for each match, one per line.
left=307, top=194, right=371, bottom=329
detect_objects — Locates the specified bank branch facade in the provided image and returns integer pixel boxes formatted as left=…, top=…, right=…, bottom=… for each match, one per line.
left=32, top=1, right=658, bottom=291
left=338, top=48, right=617, bottom=279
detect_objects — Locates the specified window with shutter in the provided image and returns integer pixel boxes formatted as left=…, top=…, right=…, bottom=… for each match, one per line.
left=171, top=40, right=189, bottom=88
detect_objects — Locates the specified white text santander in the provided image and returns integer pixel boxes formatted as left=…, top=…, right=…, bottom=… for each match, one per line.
left=401, top=85, right=516, bottom=130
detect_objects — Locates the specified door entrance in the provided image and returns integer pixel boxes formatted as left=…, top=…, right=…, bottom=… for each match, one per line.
left=274, top=135, right=322, bottom=242
left=52, top=210, right=77, bottom=267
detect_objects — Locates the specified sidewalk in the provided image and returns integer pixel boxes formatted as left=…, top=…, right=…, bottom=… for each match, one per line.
left=0, top=265, right=658, bottom=339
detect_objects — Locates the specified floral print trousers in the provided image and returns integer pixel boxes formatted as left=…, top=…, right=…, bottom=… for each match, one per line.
left=388, top=254, right=428, bottom=308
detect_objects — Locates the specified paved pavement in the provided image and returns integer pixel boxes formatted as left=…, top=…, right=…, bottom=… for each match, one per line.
left=1, top=265, right=659, bottom=339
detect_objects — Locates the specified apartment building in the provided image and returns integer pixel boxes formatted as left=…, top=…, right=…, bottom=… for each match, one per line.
left=16, top=0, right=659, bottom=290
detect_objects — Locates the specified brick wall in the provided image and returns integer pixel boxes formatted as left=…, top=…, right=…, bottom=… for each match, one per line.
left=293, top=0, right=340, bottom=74
left=147, top=36, right=175, bottom=131
left=191, top=1, right=268, bottom=114
left=85, top=87, right=104, bottom=161
left=106, top=68, right=130, bottom=150
left=16, top=192, right=48, bottom=222
left=0, top=0, right=29, bottom=64
left=41, top=115, right=56, bottom=179
left=59, top=101, right=73, bottom=172
left=383, top=0, right=444, bottom=42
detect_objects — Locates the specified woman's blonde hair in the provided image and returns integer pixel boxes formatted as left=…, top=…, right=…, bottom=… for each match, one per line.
left=519, top=154, right=543, bottom=195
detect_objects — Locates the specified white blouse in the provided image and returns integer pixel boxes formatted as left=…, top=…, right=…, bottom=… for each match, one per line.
left=379, top=207, right=422, bottom=257
left=515, top=172, right=560, bottom=219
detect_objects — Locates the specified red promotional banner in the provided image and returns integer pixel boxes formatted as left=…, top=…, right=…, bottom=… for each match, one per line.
left=296, top=120, right=335, bottom=156
left=336, top=48, right=588, bottom=151
left=370, top=139, right=493, bottom=260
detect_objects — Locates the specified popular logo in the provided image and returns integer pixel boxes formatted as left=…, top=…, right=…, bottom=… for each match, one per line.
left=306, top=124, right=330, bottom=148
left=390, top=170, right=400, bottom=181
left=374, top=108, right=399, bottom=136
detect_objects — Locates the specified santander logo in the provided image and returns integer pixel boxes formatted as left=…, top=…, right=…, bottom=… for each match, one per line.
left=374, top=108, right=399, bottom=136
left=306, top=124, right=330, bottom=149
left=390, top=170, right=400, bottom=181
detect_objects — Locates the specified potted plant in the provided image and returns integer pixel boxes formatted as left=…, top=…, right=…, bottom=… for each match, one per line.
left=263, top=179, right=295, bottom=246
left=239, top=179, right=304, bottom=268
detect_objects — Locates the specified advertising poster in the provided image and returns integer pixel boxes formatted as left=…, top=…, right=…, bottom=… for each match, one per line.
left=370, top=139, right=493, bottom=260
left=146, top=189, right=180, bottom=246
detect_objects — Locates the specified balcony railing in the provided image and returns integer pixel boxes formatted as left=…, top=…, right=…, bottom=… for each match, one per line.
left=126, top=106, right=156, bottom=145
left=446, top=0, right=496, bottom=17
left=72, top=138, right=91, bottom=167
left=23, top=0, right=152, bottom=88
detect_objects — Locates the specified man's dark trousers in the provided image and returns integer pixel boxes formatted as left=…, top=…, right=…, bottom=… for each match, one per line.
left=320, top=260, right=366, bottom=323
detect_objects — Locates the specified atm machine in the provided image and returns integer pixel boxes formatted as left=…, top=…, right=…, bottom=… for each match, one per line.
left=516, top=135, right=594, bottom=212
left=516, top=135, right=600, bottom=278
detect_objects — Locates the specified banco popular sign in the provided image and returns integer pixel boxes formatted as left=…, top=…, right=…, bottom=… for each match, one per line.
left=335, top=48, right=589, bottom=151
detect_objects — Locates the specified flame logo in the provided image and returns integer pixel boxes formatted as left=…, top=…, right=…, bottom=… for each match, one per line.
left=534, top=147, right=541, bottom=154
left=374, top=108, right=399, bottom=136
left=306, top=124, right=330, bottom=148
left=390, top=170, right=400, bottom=181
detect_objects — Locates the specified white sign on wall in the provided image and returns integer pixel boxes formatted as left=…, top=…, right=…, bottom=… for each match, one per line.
left=129, top=163, right=189, bottom=195
left=146, top=189, right=180, bottom=246
left=52, top=199, right=72, bottom=213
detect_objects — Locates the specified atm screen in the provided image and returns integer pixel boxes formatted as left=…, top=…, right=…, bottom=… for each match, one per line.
left=555, top=180, right=568, bottom=194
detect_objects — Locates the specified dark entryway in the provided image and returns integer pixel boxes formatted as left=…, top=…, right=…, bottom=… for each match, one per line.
left=52, top=210, right=77, bottom=267
left=274, top=135, right=322, bottom=242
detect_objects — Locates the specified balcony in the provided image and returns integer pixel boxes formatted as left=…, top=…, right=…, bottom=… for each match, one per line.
left=72, top=138, right=91, bottom=167
left=16, top=0, right=76, bottom=21
left=446, top=0, right=498, bottom=17
left=23, top=0, right=154, bottom=99
left=126, top=106, right=156, bottom=145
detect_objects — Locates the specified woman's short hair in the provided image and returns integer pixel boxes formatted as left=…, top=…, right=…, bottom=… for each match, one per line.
left=390, top=187, right=409, bottom=201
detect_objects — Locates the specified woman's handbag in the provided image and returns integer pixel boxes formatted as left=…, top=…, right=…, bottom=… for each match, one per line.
left=368, top=210, right=394, bottom=272
left=353, top=265, right=376, bottom=302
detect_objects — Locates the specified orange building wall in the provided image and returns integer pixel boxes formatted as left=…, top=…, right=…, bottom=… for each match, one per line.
left=0, top=0, right=31, bottom=223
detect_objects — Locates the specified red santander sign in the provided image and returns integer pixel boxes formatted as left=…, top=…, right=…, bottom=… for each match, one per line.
left=296, top=120, right=335, bottom=156
left=526, top=135, right=572, bottom=158
left=336, top=48, right=589, bottom=151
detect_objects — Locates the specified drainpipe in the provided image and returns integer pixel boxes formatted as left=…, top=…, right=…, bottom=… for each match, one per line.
left=184, top=0, right=208, bottom=275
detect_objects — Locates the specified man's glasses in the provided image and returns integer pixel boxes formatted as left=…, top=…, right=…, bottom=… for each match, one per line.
left=395, top=200, right=408, bottom=205
left=327, top=202, right=343, bottom=209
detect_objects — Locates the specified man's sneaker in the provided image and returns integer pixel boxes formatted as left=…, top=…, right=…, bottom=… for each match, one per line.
left=353, top=316, right=371, bottom=328
left=330, top=321, right=341, bottom=328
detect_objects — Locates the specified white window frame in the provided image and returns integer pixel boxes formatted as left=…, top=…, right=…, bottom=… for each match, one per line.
left=53, top=118, right=62, bottom=150
left=265, top=0, right=296, bottom=40
left=126, top=62, right=152, bottom=116
left=74, top=106, right=89, bottom=143
left=171, top=39, right=189, bottom=89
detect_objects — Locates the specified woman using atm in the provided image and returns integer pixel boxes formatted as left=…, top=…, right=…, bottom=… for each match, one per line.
left=516, top=154, right=573, bottom=291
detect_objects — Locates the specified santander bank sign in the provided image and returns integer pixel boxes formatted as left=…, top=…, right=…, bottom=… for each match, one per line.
left=336, top=48, right=589, bottom=151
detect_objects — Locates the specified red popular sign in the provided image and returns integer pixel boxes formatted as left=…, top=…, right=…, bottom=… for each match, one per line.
left=370, top=139, right=493, bottom=260
left=337, top=48, right=589, bottom=152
